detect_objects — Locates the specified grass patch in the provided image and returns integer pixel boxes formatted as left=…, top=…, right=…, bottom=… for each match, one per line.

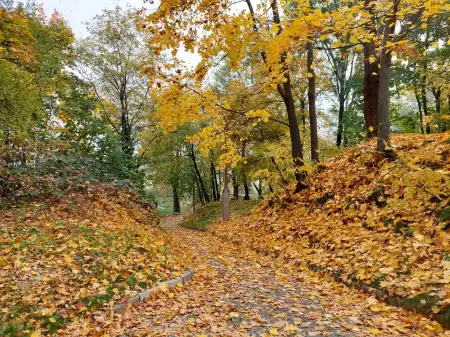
left=180, top=200, right=259, bottom=230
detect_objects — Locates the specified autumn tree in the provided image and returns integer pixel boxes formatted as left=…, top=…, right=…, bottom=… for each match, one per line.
left=139, top=0, right=310, bottom=187
left=76, top=6, right=152, bottom=166
left=0, top=4, right=74, bottom=166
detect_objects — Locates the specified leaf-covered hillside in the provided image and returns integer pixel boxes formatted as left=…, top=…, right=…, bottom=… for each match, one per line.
left=0, top=181, right=190, bottom=336
left=209, top=133, right=450, bottom=323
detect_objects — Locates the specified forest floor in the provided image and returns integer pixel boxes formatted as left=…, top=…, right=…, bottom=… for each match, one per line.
left=100, top=215, right=447, bottom=337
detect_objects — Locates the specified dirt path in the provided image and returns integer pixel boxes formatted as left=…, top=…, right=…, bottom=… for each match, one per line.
left=104, top=216, right=443, bottom=337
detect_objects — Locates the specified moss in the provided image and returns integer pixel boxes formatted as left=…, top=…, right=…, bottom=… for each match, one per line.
left=401, top=292, right=439, bottom=314
left=180, top=200, right=259, bottom=230
left=370, top=187, right=387, bottom=207
left=438, top=207, right=450, bottom=222
left=436, top=306, right=450, bottom=328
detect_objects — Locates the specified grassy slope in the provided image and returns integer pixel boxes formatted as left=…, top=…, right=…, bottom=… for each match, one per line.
left=209, top=133, right=450, bottom=325
left=180, top=200, right=260, bottom=230
left=0, top=182, right=189, bottom=336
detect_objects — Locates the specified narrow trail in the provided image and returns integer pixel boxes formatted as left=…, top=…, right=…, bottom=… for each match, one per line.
left=105, top=216, right=440, bottom=337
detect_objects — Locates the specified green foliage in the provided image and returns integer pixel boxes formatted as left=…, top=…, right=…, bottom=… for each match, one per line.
left=180, top=200, right=259, bottom=230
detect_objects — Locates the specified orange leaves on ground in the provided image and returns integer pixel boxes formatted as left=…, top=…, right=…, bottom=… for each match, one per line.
left=209, top=133, right=450, bottom=314
left=0, top=184, right=190, bottom=336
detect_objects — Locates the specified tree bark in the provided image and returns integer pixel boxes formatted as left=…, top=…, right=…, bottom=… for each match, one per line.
left=336, top=93, right=345, bottom=147
left=434, top=89, right=441, bottom=114
left=363, top=0, right=379, bottom=138
left=195, top=176, right=205, bottom=205
left=232, top=170, right=239, bottom=200
left=243, top=179, right=250, bottom=200
left=190, top=145, right=210, bottom=203
left=172, top=185, right=181, bottom=213
left=414, top=87, right=425, bottom=134
left=253, top=179, right=263, bottom=199
left=421, top=76, right=430, bottom=134
left=307, top=40, right=319, bottom=163
left=300, top=98, right=306, bottom=129
left=246, top=0, right=305, bottom=184
left=210, top=162, right=218, bottom=201
left=377, top=2, right=398, bottom=153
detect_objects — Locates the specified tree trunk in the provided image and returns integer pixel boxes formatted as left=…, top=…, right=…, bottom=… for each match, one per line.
left=363, top=0, right=379, bottom=138
left=421, top=71, right=430, bottom=134
left=210, top=162, right=218, bottom=201
left=307, top=40, right=319, bottom=162
left=434, top=89, right=441, bottom=114
left=414, top=86, right=424, bottom=134
left=300, top=98, right=306, bottom=129
left=190, top=145, right=210, bottom=203
left=213, top=164, right=220, bottom=200
left=377, top=4, right=397, bottom=153
left=253, top=179, right=263, bottom=199
left=232, top=171, right=239, bottom=200
left=336, top=93, right=345, bottom=147
left=271, top=0, right=305, bottom=183
left=192, top=178, right=196, bottom=212
left=195, top=176, right=205, bottom=205
left=243, top=179, right=250, bottom=200
left=172, top=185, right=180, bottom=213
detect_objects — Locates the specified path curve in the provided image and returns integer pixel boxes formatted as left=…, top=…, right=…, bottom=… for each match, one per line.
left=104, top=215, right=442, bottom=337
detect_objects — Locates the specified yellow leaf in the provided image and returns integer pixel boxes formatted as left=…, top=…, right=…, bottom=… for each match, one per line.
left=394, top=325, right=409, bottom=333
left=425, top=321, right=443, bottom=332
left=30, top=331, right=41, bottom=337
left=269, top=328, right=279, bottom=336
left=369, top=328, right=383, bottom=335
left=285, top=324, right=297, bottom=333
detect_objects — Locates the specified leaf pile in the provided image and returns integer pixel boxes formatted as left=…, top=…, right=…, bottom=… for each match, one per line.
left=210, top=133, right=450, bottom=318
left=0, top=183, right=190, bottom=336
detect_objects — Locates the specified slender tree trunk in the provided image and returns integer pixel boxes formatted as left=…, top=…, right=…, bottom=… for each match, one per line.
left=190, top=145, right=210, bottom=203
left=195, top=176, right=205, bottom=205
left=421, top=76, right=430, bottom=134
left=210, top=162, right=218, bottom=201
left=192, top=178, right=196, bottom=212
left=435, top=89, right=441, bottom=114
left=414, top=87, right=425, bottom=134
left=363, top=0, right=379, bottom=138
left=232, top=170, right=239, bottom=200
left=307, top=40, right=319, bottom=162
left=336, top=93, right=345, bottom=147
left=253, top=179, right=263, bottom=199
left=300, top=98, right=306, bottom=129
left=172, top=185, right=181, bottom=213
left=213, top=164, right=220, bottom=200
left=243, top=179, right=250, bottom=200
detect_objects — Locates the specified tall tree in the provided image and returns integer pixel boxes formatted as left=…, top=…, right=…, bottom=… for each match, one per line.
left=76, top=6, right=151, bottom=164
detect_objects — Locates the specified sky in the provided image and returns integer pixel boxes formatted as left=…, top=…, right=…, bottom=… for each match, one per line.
left=41, top=0, right=145, bottom=37
left=40, top=0, right=201, bottom=66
